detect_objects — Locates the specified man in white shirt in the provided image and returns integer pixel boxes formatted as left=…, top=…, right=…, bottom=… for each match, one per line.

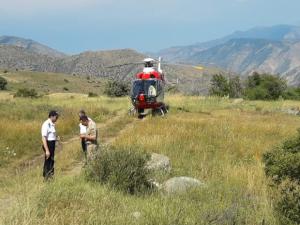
left=41, top=110, right=59, bottom=180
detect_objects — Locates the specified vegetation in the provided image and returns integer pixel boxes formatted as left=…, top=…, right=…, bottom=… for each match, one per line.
left=208, top=73, right=300, bottom=101
left=104, top=79, right=130, bottom=97
left=209, top=74, right=242, bottom=98
left=0, top=70, right=105, bottom=95
left=244, top=73, right=287, bottom=100
left=86, top=147, right=151, bottom=194
left=14, top=88, right=39, bottom=98
left=88, top=92, right=98, bottom=97
left=263, top=130, right=300, bottom=224
left=2, top=94, right=300, bottom=224
left=0, top=76, right=8, bottom=90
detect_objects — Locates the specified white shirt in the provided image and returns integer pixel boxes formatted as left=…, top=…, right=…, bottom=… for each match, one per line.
left=79, top=117, right=92, bottom=135
left=41, top=119, right=57, bottom=141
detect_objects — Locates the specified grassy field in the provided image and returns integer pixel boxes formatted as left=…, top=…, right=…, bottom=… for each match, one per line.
left=0, top=70, right=106, bottom=95
left=1, top=93, right=300, bottom=224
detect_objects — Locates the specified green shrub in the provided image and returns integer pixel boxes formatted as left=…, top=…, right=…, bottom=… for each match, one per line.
left=283, top=87, right=300, bottom=100
left=14, top=88, right=39, bottom=98
left=228, top=76, right=243, bottom=98
left=86, top=147, right=151, bottom=194
left=63, top=87, right=69, bottom=91
left=263, top=131, right=300, bottom=183
left=209, top=74, right=242, bottom=98
left=276, top=180, right=300, bottom=224
left=104, top=80, right=130, bottom=97
left=245, top=73, right=287, bottom=100
left=88, top=92, right=98, bottom=97
left=0, top=76, right=8, bottom=90
left=209, top=74, right=230, bottom=97
left=263, top=129, right=300, bottom=224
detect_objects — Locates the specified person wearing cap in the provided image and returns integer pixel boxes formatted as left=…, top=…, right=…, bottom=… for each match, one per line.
left=41, top=110, right=59, bottom=180
left=79, top=115, right=98, bottom=162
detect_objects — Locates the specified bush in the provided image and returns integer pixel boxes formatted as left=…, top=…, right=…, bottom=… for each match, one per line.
left=88, top=92, right=98, bottom=97
left=263, top=131, right=300, bottom=183
left=86, top=147, right=151, bottom=194
left=263, top=129, right=300, bottom=224
left=14, top=88, right=39, bottom=98
left=209, top=74, right=229, bottom=97
left=283, top=87, right=300, bottom=100
left=0, top=76, right=8, bottom=90
left=209, top=74, right=242, bottom=98
left=245, top=73, right=287, bottom=100
left=277, top=180, right=300, bottom=224
left=104, top=80, right=130, bottom=97
left=63, top=87, right=69, bottom=91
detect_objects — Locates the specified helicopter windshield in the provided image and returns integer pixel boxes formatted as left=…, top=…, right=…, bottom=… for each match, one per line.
left=132, top=79, right=160, bottom=97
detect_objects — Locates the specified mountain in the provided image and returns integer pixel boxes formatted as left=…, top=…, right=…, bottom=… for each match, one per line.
left=0, top=36, right=66, bottom=58
left=157, top=25, right=300, bottom=85
left=0, top=44, right=221, bottom=94
left=157, top=25, right=300, bottom=63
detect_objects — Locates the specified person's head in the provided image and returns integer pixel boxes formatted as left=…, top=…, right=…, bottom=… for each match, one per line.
left=80, top=115, right=89, bottom=126
left=48, top=110, right=59, bottom=123
left=79, top=109, right=86, bottom=118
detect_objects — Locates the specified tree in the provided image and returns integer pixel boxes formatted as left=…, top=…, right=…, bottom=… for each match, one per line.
left=228, top=76, right=243, bottom=98
left=104, top=80, right=130, bottom=97
left=245, top=73, right=287, bottom=100
left=0, top=76, right=8, bottom=90
left=209, top=74, right=230, bottom=97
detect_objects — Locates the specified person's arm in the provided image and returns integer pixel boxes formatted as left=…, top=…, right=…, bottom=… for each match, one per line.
left=85, top=134, right=96, bottom=141
left=41, top=122, right=50, bottom=159
left=42, top=136, right=50, bottom=159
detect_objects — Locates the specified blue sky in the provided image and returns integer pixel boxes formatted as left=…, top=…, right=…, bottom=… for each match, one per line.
left=0, top=0, right=299, bottom=53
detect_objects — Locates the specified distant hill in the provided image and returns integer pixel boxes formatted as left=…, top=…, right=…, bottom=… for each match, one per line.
left=156, top=25, right=300, bottom=86
left=0, top=36, right=66, bottom=58
left=0, top=43, right=222, bottom=94
left=157, top=25, right=300, bottom=62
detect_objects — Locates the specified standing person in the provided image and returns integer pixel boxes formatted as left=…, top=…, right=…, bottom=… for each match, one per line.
left=41, top=110, right=59, bottom=180
left=78, top=110, right=88, bottom=154
left=80, top=115, right=98, bottom=162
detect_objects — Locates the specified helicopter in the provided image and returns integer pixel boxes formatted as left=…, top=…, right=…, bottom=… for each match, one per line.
left=130, top=57, right=169, bottom=118
left=105, top=57, right=169, bottom=118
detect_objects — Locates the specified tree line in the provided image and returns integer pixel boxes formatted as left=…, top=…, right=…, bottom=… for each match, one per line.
left=209, top=72, right=300, bottom=100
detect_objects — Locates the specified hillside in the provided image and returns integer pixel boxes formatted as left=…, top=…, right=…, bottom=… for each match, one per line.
left=0, top=44, right=224, bottom=94
left=0, top=36, right=66, bottom=58
left=0, top=70, right=106, bottom=95
left=157, top=25, right=300, bottom=85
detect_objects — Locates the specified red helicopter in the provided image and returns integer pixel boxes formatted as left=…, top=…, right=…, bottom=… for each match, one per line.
left=130, top=57, right=169, bottom=118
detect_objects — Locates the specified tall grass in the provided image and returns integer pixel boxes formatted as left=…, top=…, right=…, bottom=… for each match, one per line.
left=2, top=95, right=300, bottom=224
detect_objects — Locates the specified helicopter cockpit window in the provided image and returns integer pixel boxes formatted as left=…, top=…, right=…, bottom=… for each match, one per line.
left=132, top=79, right=161, bottom=98
left=145, top=62, right=154, bottom=68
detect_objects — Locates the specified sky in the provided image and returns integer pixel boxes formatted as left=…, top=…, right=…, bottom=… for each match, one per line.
left=0, top=0, right=299, bottom=54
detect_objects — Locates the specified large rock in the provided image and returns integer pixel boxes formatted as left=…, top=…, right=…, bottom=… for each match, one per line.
left=146, top=153, right=171, bottom=173
left=162, top=177, right=204, bottom=194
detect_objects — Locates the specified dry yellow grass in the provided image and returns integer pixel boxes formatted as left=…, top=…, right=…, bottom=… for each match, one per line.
left=1, top=95, right=300, bottom=224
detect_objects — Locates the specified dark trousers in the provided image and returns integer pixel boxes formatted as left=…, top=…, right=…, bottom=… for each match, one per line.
left=81, top=139, right=87, bottom=152
left=43, top=140, right=56, bottom=179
